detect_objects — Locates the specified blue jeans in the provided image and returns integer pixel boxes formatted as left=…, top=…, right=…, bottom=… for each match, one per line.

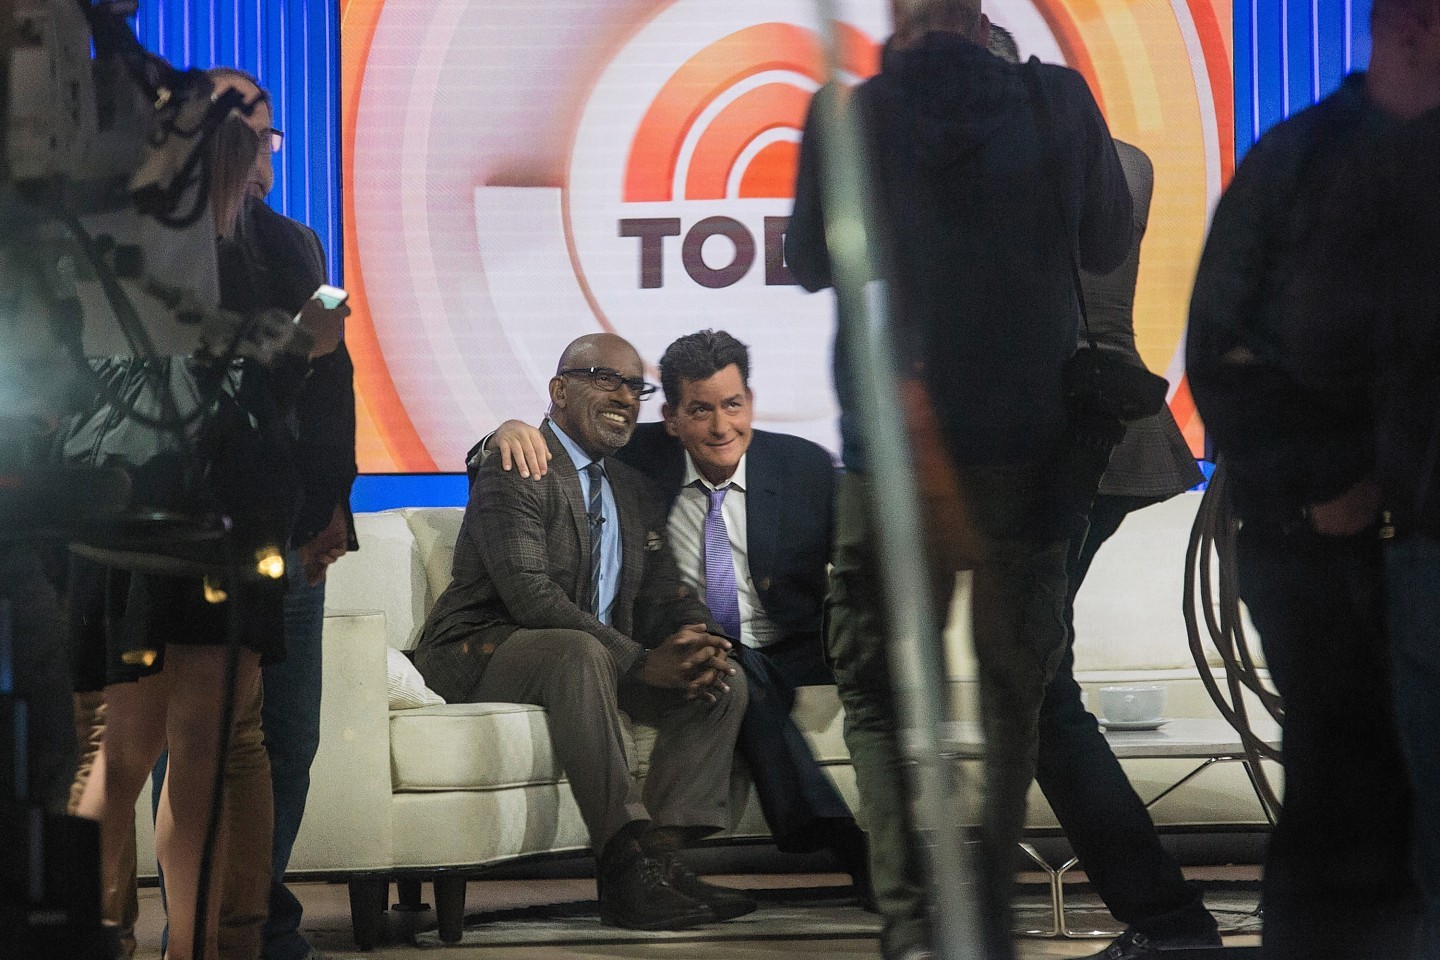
left=261, top=551, right=326, bottom=960
left=1386, top=532, right=1440, bottom=959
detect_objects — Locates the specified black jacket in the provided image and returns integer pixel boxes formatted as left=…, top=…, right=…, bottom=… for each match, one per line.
left=1260, top=96, right=1440, bottom=535
left=786, top=31, right=1131, bottom=469
left=616, top=423, right=835, bottom=646
left=1187, top=75, right=1394, bottom=525
left=229, top=199, right=358, bottom=549
left=1373, top=110, right=1440, bottom=535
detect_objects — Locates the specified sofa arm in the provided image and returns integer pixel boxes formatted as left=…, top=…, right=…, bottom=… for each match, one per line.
left=286, top=610, right=394, bottom=875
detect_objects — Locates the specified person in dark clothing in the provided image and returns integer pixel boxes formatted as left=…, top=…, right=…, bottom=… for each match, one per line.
left=70, top=113, right=299, bottom=960
left=785, top=2, right=1132, bottom=957
left=208, top=68, right=359, bottom=960
left=1034, top=139, right=1219, bottom=960
left=1185, top=2, right=1438, bottom=953
left=71, top=72, right=350, bottom=959
left=1248, top=6, right=1439, bottom=950
left=1372, top=108, right=1440, bottom=960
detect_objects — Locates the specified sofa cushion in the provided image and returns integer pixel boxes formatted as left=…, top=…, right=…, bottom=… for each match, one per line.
left=403, top=506, right=466, bottom=615
left=391, top=703, right=560, bottom=791
left=325, top=509, right=427, bottom=650
left=390, top=702, right=644, bottom=791
left=387, top=647, right=446, bottom=709
left=392, top=785, right=592, bottom=868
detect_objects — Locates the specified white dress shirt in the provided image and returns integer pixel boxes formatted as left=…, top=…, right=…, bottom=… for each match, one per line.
left=666, top=452, right=781, bottom=649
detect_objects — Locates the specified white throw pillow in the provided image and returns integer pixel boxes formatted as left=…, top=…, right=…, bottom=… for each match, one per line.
left=387, top=647, right=445, bottom=710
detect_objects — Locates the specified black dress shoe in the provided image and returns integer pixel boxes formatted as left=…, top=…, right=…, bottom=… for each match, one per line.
left=1082, top=928, right=1225, bottom=959
left=655, top=853, right=758, bottom=921
left=597, top=825, right=715, bottom=931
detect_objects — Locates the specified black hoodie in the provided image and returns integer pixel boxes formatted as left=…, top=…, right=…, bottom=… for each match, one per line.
left=787, top=31, right=1131, bottom=469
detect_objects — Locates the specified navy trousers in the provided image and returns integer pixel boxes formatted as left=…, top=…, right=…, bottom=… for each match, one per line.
left=729, top=634, right=855, bottom=850
left=261, top=552, right=327, bottom=960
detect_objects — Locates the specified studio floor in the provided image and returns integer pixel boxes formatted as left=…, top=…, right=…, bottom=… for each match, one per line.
left=131, top=865, right=1263, bottom=959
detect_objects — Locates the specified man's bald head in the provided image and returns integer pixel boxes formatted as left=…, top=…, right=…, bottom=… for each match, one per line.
left=548, top=333, right=646, bottom=458
left=555, top=333, right=640, bottom=376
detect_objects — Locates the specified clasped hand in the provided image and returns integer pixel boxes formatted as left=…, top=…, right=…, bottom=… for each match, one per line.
left=640, top=623, right=737, bottom=702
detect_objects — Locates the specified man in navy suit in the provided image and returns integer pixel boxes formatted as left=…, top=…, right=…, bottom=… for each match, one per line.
left=476, top=330, right=869, bottom=897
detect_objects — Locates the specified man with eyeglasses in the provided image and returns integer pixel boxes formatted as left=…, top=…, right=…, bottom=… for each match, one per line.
left=415, top=333, right=754, bottom=931
left=478, top=330, right=872, bottom=907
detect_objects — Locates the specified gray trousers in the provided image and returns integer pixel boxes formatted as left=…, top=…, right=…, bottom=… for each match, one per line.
left=472, top=628, right=748, bottom=856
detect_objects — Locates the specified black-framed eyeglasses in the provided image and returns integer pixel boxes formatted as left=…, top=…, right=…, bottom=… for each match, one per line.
left=560, top=367, right=657, bottom=399
left=263, top=127, right=283, bottom=152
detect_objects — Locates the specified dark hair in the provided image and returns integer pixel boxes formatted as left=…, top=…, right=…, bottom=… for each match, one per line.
left=207, top=66, right=272, bottom=110
left=658, top=329, right=750, bottom=407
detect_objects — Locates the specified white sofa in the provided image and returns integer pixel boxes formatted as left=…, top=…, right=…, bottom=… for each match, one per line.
left=136, top=491, right=1275, bottom=946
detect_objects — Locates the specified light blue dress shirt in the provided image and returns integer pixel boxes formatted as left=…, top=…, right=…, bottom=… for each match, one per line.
left=548, top=420, right=621, bottom=626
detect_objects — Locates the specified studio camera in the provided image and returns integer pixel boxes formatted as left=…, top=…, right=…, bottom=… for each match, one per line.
left=2, top=0, right=321, bottom=552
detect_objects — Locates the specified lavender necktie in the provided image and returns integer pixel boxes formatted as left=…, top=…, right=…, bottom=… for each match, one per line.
left=703, top=485, right=742, bottom=640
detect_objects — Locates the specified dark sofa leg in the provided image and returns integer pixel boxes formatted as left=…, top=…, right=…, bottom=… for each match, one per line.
left=434, top=876, right=467, bottom=943
left=348, top=877, right=388, bottom=951
left=397, top=878, right=424, bottom=910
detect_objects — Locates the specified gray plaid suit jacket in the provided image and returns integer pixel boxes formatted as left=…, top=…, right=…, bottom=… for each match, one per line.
left=414, top=421, right=719, bottom=703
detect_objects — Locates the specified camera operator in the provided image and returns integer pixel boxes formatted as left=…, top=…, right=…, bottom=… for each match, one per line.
left=70, top=76, right=347, bottom=959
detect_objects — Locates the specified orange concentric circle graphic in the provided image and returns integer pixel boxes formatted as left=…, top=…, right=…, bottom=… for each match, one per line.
left=343, top=0, right=1229, bottom=471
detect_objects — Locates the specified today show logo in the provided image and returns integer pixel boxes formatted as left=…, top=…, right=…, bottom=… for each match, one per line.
left=564, top=4, right=887, bottom=421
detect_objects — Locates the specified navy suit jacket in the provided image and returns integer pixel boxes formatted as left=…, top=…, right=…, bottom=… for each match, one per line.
left=615, top=423, right=836, bottom=648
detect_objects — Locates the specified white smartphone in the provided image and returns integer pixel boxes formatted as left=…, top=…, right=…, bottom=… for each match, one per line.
left=312, top=284, right=348, bottom=310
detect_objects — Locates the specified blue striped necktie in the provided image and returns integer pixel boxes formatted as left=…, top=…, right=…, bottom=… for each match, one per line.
left=702, top=484, right=741, bottom=640
left=584, top=462, right=606, bottom=616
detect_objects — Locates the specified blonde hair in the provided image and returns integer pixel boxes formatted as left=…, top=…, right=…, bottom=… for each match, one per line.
left=208, top=114, right=262, bottom=241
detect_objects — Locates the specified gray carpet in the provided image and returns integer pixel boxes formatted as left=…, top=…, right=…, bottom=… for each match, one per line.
left=386, top=882, right=1262, bottom=949
left=419, top=888, right=880, bottom=948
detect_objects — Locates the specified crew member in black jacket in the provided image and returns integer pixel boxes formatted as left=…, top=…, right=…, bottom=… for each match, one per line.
left=1186, top=0, right=1437, bottom=952
left=785, top=0, right=1132, bottom=956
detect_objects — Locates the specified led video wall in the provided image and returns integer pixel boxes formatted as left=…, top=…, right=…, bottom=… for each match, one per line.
left=339, top=0, right=1235, bottom=473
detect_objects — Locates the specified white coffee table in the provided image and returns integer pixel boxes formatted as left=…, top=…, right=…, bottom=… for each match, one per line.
left=940, top=717, right=1281, bottom=938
